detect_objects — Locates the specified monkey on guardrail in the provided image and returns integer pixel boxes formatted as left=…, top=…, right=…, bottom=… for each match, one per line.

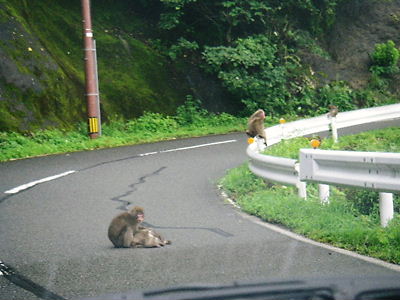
left=246, top=109, right=267, bottom=145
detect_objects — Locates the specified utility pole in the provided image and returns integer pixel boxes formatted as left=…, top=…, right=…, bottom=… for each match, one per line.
left=81, top=0, right=101, bottom=138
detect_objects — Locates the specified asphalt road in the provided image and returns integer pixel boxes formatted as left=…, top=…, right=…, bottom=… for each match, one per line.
left=1, top=130, right=400, bottom=300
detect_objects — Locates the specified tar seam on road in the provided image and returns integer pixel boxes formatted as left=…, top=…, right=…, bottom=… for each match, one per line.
left=142, top=222, right=234, bottom=238
left=111, top=166, right=167, bottom=211
left=1, top=139, right=238, bottom=198
left=0, top=260, right=66, bottom=300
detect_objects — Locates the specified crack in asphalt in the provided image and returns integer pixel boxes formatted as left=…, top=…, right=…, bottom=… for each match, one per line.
left=142, top=222, right=234, bottom=238
left=110, top=166, right=167, bottom=211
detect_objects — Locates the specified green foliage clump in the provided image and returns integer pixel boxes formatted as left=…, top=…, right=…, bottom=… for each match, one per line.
left=318, top=82, right=356, bottom=112
left=203, top=35, right=290, bottom=115
left=175, top=96, right=208, bottom=125
left=167, top=37, right=199, bottom=60
left=127, top=112, right=179, bottom=135
left=370, top=40, right=400, bottom=76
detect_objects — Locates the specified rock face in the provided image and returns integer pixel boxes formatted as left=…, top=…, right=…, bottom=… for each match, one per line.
left=304, top=0, right=400, bottom=89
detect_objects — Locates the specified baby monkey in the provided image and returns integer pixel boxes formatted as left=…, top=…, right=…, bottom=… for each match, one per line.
left=108, top=206, right=170, bottom=248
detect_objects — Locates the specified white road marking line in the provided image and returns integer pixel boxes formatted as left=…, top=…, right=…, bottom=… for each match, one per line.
left=160, top=139, right=237, bottom=153
left=139, top=139, right=237, bottom=156
left=139, top=151, right=158, bottom=157
left=3, top=139, right=237, bottom=195
left=4, top=170, right=76, bottom=194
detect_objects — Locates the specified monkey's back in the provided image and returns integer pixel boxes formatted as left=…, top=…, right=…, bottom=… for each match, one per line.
left=108, top=212, right=130, bottom=247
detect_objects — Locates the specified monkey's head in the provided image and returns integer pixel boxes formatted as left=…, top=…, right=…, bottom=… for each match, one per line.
left=328, top=105, right=338, bottom=117
left=256, top=109, right=265, bottom=119
left=129, top=206, right=144, bottom=223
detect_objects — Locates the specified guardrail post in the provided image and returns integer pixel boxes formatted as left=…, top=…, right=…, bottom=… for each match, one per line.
left=318, top=184, right=330, bottom=204
left=256, top=137, right=267, bottom=151
left=379, top=192, right=394, bottom=227
left=279, top=121, right=285, bottom=139
left=330, top=117, right=338, bottom=143
left=297, top=181, right=307, bottom=199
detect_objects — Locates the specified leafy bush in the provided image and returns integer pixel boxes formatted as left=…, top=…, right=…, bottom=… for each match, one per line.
left=175, top=96, right=208, bottom=125
left=370, top=40, right=400, bottom=76
left=316, top=81, right=357, bottom=113
left=203, top=35, right=289, bottom=115
left=168, top=37, right=199, bottom=60
left=126, top=112, right=178, bottom=134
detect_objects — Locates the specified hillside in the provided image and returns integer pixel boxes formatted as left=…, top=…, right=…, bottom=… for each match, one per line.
left=0, top=0, right=399, bottom=132
left=304, top=0, right=400, bottom=89
left=0, top=0, right=189, bottom=131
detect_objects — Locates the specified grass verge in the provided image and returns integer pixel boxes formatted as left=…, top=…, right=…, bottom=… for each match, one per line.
left=0, top=112, right=249, bottom=162
left=219, top=127, right=400, bottom=264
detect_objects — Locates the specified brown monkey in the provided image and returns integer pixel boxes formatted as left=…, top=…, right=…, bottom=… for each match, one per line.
left=246, top=109, right=267, bottom=142
left=328, top=105, right=338, bottom=118
left=108, top=206, right=145, bottom=248
left=132, top=228, right=171, bottom=248
left=108, top=206, right=171, bottom=248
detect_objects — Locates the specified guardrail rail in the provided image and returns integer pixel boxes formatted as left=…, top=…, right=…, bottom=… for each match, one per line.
left=246, top=103, right=400, bottom=227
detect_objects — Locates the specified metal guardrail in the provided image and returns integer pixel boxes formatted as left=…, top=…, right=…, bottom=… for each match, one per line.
left=247, top=143, right=297, bottom=185
left=265, top=103, right=400, bottom=144
left=247, top=143, right=306, bottom=197
left=246, top=103, right=400, bottom=227
left=299, top=149, right=400, bottom=193
left=299, top=149, right=400, bottom=227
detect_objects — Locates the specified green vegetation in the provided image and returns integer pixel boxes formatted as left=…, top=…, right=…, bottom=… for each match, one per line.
left=2, top=0, right=400, bottom=132
left=134, top=0, right=398, bottom=117
left=0, top=100, right=248, bottom=162
left=264, top=127, right=400, bottom=159
left=220, top=127, right=400, bottom=264
left=370, top=40, right=400, bottom=76
left=0, top=0, right=187, bottom=132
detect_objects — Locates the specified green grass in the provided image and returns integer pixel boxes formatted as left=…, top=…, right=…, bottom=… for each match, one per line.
left=264, top=126, right=400, bottom=159
left=0, top=111, right=248, bottom=162
left=220, top=127, right=400, bottom=264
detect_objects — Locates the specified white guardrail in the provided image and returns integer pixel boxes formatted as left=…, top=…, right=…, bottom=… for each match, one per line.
left=265, top=103, right=400, bottom=145
left=247, top=103, right=400, bottom=227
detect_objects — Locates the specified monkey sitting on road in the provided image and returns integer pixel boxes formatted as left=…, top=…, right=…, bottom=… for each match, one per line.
left=246, top=109, right=267, bottom=145
left=108, top=206, right=170, bottom=248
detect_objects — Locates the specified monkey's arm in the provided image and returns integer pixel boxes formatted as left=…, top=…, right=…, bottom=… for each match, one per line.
left=122, top=228, right=136, bottom=248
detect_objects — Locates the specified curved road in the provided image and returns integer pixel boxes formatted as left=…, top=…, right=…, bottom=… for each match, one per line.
left=1, top=131, right=400, bottom=299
